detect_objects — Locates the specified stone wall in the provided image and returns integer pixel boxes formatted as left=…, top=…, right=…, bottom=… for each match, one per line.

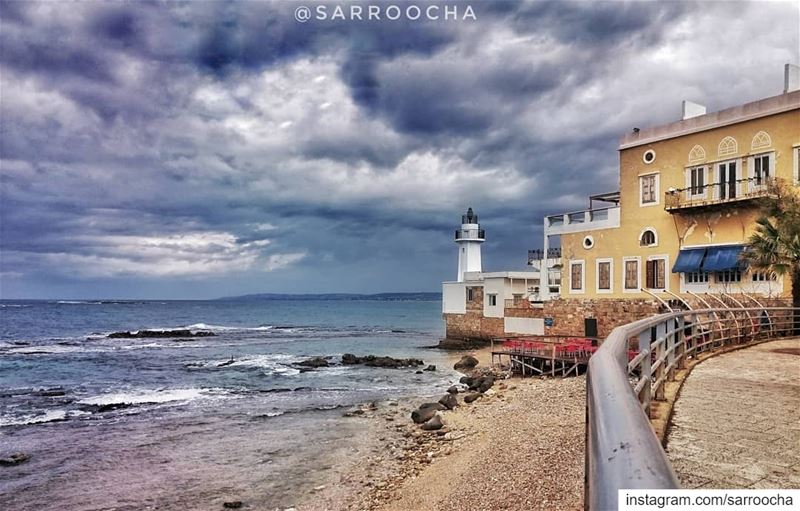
left=444, top=312, right=504, bottom=341
left=542, top=298, right=664, bottom=338
left=444, top=294, right=793, bottom=342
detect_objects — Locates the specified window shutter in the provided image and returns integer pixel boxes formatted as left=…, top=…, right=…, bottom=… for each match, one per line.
left=656, top=260, right=665, bottom=289
left=645, top=260, right=653, bottom=289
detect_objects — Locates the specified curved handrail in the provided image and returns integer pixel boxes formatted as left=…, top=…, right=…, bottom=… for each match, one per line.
left=585, top=306, right=796, bottom=510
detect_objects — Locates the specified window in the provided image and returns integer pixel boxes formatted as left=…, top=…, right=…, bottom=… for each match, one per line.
left=583, top=236, right=594, bottom=249
left=688, top=144, right=706, bottom=163
left=751, top=131, right=771, bottom=151
left=716, top=270, right=741, bottom=283
left=645, top=258, right=666, bottom=289
left=717, top=160, right=737, bottom=200
left=466, top=288, right=474, bottom=301
left=752, top=271, right=776, bottom=282
left=685, top=272, right=710, bottom=284
left=643, top=149, right=656, bottom=164
left=640, top=229, right=657, bottom=247
left=688, top=166, right=705, bottom=197
left=570, top=261, right=584, bottom=292
left=752, top=153, right=771, bottom=186
left=640, top=174, right=658, bottom=205
left=794, top=146, right=800, bottom=185
left=718, top=136, right=738, bottom=157
left=512, top=293, right=524, bottom=304
left=487, top=294, right=497, bottom=306
left=624, top=259, right=639, bottom=291
left=597, top=260, right=612, bottom=292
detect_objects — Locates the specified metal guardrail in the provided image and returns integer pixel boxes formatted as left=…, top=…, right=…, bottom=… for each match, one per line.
left=585, top=306, right=796, bottom=510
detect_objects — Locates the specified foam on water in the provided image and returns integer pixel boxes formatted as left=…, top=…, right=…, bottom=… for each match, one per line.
left=78, top=388, right=207, bottom=407
left=222, top=354, right=302, bottom=375
left=0, top=409, right=69, bottom=427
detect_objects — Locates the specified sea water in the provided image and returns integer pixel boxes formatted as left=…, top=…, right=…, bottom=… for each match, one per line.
left=0, top=299, right=455, bottom=509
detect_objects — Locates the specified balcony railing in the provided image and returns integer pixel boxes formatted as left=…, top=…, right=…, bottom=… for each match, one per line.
left=528, top=248, right=562, bottom=261
left=665, top=176, right=775, bottom=212
left=545, top=206, right=620, bottom=234
left=454, top=228, right=485, bottom=240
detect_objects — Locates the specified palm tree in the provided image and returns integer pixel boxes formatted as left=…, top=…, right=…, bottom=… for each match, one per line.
left=743, top=179, right=800, bottom=332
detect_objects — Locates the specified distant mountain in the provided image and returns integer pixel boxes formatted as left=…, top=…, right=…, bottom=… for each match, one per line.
left=216, top=292, right=442, bottom=302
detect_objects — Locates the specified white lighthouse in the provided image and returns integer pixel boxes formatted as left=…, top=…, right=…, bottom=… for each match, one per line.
left=455, top=207, right=484, bottom=282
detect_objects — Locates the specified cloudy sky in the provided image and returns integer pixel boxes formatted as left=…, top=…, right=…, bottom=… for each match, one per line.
left=1, top=1, right=798, bottom=299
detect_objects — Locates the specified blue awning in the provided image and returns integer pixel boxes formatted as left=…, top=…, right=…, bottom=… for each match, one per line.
left=672, top=248, right=706, bottom=273
left=702, top=245, right=745, bottom=272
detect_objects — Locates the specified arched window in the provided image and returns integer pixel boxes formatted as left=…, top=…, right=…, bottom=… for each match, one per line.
left=640, top=228, right=657, bottom=247
left=718, top=136, right=738, bottom=157
left=688, top=144, right=706, bottom=163
left=751, top=131, right=771, bottom=150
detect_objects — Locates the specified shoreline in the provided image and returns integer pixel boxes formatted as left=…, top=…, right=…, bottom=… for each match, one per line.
left=303, top=347, right=585, bottom=511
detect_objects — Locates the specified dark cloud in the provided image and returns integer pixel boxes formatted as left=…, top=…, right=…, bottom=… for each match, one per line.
left=0, top=0, right=797, bottom=298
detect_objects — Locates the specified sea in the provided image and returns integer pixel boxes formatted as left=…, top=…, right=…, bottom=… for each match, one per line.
left=0, top=298, right=456, bottom=510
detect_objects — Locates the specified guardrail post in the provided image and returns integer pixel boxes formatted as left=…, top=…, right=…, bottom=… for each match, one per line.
left=639, top=329, right=653, bottom=416
left=654, top=322, right=666, bottom=401
left=668, top=318, right=679, bottom=380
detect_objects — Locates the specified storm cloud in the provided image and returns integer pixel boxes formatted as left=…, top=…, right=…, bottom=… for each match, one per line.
left=1, top=1, right=797, bottom=298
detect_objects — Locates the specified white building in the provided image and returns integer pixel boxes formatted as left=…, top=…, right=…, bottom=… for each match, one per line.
left=442, top=208, right=548, bottom=339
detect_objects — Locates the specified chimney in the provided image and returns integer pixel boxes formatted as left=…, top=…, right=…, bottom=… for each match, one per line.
left=682, top=100, right=706, bottom=120
left=784, top=63, right=800, bottom=94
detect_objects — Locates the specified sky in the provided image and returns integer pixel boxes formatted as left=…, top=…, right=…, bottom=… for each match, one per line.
left=1, top=0, right=798, bottom=299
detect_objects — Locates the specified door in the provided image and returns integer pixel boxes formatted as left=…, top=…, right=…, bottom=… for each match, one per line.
left=718, top=161, right=737, bottom=199
left=584, top=318, right=598, bottom=339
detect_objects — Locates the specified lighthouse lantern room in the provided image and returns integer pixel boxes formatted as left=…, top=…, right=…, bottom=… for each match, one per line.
left=455, top=207, right=485, bottom=282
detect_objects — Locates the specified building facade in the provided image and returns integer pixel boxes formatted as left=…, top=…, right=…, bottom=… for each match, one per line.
left=443, top=66, right=800, bottom=342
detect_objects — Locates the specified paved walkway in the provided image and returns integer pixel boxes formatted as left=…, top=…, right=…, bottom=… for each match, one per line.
left=666, top=338, right=800, bottom=489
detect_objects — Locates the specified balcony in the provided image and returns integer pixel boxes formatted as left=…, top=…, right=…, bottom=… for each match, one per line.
left=545, top=205, right=620, bottom=235
left=528, top=248, right=562, bottom=263
left=455, top=228, right=485, bottom=240
left=665, top=177, right=776, bottom=213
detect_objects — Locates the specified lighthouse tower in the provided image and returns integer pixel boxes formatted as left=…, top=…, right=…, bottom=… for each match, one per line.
left=455, top=207, right=485, bottom=282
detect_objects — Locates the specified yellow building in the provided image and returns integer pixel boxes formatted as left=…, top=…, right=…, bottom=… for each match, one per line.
left=539, top=67, right=800, bottom=336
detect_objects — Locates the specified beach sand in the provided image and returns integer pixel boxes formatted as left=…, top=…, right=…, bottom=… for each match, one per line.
left=302, top=348, right=586, bottom=511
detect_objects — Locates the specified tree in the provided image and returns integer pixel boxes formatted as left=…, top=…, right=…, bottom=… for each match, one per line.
left=743, top=179, right=800, bottom=332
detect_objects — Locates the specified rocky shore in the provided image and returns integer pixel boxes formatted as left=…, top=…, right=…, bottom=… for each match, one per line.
left=298, top=348, right=586, bottom=511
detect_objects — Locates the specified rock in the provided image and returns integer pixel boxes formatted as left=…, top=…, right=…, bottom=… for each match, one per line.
left=420, top=414, right=444, bottom=431
left=454, top=355, right=479, bottom=371
left=463, top=392, right=482, bottom=403
left=415, top=370, right=423, bottom=374
left=459, top=376, right=474, bottom=386
left=411, top=403, right=446, bottom=424
left=0, top=453, right=29, bottom=466
left=423, top=365, right=436, bottom=371
left=217, top=358, right=235, bottom=367
left=296, top=356, right=329, bottom=368
left=36, top=388, right=66, bottom=397
left=108, top=329, right=214, bottom=339
left=437, top=338, right=489, bottom=350
left=447, top=385, right=459, bottom=394
left=478, top=376, right=495, bottom=393
left=438, top=394, right=458, bottom=410
left=467, top=376, right=495, bottom=393
left=222, top=502, right=242, bottom=509
left=341, top=353, right=360, bottom=365
left=313, top=485, right=326, bottom=491
left=340, top=353, right=423, bottom=368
